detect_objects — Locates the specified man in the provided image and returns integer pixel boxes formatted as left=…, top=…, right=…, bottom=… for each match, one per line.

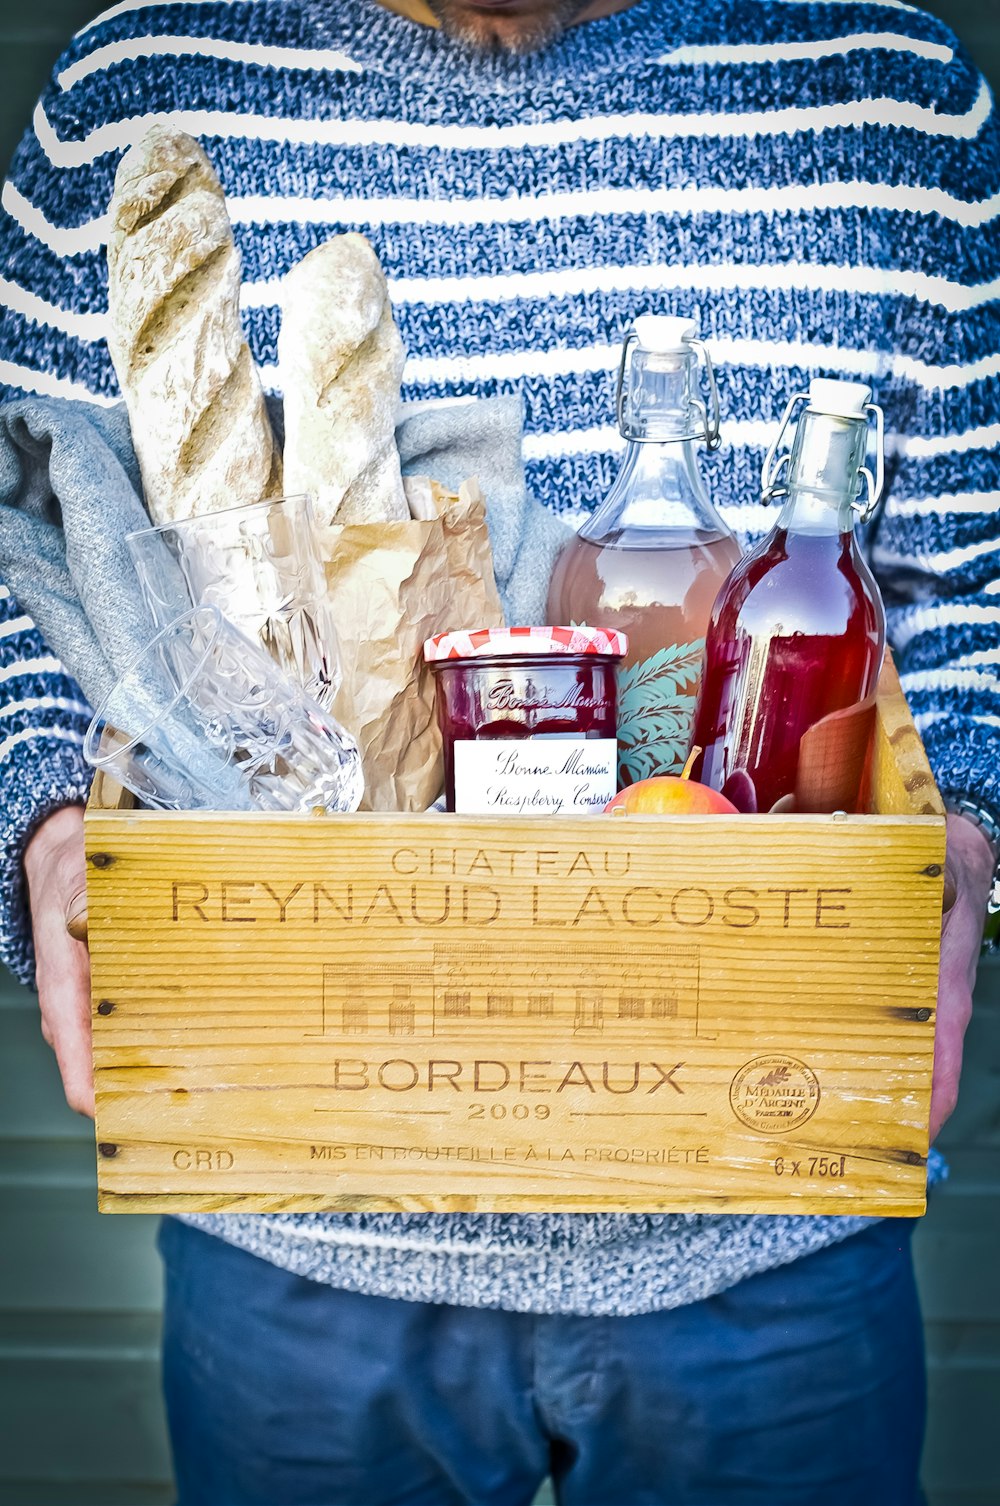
left=387, top=0, right=633, bottom=52
left=2, top=0, right=998, bottom=1500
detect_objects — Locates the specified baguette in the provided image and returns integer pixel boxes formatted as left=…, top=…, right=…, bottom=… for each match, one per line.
left=106, top=126, right=280, bottom=524
left=280, top=234, right=408, bottom=533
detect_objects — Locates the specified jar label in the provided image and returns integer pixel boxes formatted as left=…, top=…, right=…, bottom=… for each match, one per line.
left=453, top=739, right=618, bottom=816
left=616, top=639, right=705, bottom=784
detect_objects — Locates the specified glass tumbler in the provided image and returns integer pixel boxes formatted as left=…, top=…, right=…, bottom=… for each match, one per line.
left=84, top=606, right=364, bottom=814
left=126, top=494, right=341, bottom=711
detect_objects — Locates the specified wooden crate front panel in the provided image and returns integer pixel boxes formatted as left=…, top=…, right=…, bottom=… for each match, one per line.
left=87, top=811, right=944, bottom=1215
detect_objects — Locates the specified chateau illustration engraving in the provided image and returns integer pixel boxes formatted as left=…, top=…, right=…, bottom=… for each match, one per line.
left=320, top=943, right=700, bottom=1039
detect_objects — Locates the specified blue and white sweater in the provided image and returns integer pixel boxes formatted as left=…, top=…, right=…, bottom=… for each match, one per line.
left=0, top=0, right=997, bottom=1315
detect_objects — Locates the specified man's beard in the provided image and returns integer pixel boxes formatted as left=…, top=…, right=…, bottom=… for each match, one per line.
left=423, top=0, right=593, bottom=55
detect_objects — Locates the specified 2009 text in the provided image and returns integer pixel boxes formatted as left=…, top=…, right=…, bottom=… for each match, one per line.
left=469, top=1103, right=550, bottom=1120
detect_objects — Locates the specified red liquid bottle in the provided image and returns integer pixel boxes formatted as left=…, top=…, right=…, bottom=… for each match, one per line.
left=547, top=316, right=739, bottom=784
left=690, top=379, right=886, bottom=814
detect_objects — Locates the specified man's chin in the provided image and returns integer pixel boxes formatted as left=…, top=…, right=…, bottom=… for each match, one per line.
left=424, top=0, right=591, bottom=54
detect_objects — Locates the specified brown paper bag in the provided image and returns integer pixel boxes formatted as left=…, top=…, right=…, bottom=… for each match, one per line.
left=322, top=482, right=503, bottom=811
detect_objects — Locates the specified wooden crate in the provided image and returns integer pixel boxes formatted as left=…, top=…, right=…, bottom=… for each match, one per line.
left=86, top=659, right=945, bottom=1216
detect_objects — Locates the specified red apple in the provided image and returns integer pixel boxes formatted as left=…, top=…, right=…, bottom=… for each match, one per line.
left=604, top=749, right=739, bottom=816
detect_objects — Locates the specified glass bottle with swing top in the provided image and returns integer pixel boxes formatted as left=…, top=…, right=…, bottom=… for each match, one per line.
left=546, top=316, right=740, bottom=784
left=689, top=377, right=887, bottom=814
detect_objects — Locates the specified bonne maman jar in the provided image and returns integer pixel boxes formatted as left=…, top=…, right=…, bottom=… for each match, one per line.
left=424, top=625, right=627, bottom=815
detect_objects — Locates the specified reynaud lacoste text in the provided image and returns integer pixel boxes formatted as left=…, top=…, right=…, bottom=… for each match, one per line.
left=169, top=878, right=851, bottom=931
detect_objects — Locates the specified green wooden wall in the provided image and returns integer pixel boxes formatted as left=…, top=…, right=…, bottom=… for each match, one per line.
left=1, top=3, right=999, bottom=1503
left=1, top=965, right=169, bottom=1505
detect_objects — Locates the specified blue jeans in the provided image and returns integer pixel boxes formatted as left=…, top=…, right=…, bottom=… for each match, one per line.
left=159, top=1217, right=925, bottom=1506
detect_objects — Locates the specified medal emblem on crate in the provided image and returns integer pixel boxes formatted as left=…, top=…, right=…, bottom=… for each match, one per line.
left=729, top=1057, right=821, bottom=1134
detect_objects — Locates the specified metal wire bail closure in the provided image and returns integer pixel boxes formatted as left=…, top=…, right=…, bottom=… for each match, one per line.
left=614, top=327, right=722, bottom=448
left=688, top=338, right=722, bottom=451
left=854, top=401, right=885, bottom=523
left=761, top=390, right=886, bottom=520
left=761, top=392, right=809, bottom=505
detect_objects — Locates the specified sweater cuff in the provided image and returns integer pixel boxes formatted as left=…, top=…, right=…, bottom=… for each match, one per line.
left=1, top=735, right=93, bottom=987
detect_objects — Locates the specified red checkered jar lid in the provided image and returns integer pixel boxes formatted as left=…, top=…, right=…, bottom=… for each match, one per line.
left=423, top=625, right=629, bottom=662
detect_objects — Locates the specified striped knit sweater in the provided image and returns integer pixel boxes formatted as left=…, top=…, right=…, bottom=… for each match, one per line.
left=0, top=0, right=996, bottom=1315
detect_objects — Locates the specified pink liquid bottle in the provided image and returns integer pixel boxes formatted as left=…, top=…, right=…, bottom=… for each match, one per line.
left=690, top=378, right=886, bottom=814
left=547, top=316, right=740, bottom=784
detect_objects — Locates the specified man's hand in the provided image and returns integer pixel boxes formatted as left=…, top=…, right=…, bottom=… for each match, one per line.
left=931, top=812, right=996, bottom=1142
left=23, top=804, right=93, bottom=1118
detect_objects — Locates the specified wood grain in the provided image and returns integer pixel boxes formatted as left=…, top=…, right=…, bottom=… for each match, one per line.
left=869, top=653, right=946, bottom=817
left=87, top=666, right=946, bottom=1215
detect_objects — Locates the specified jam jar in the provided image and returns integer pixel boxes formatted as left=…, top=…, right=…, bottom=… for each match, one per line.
left=424, top=626, right=628, bottom=815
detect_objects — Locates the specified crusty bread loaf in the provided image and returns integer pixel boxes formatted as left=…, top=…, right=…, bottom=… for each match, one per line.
left=279, top=234, right=408, bottom=533
left=106, top=126, right=281, bottom=524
